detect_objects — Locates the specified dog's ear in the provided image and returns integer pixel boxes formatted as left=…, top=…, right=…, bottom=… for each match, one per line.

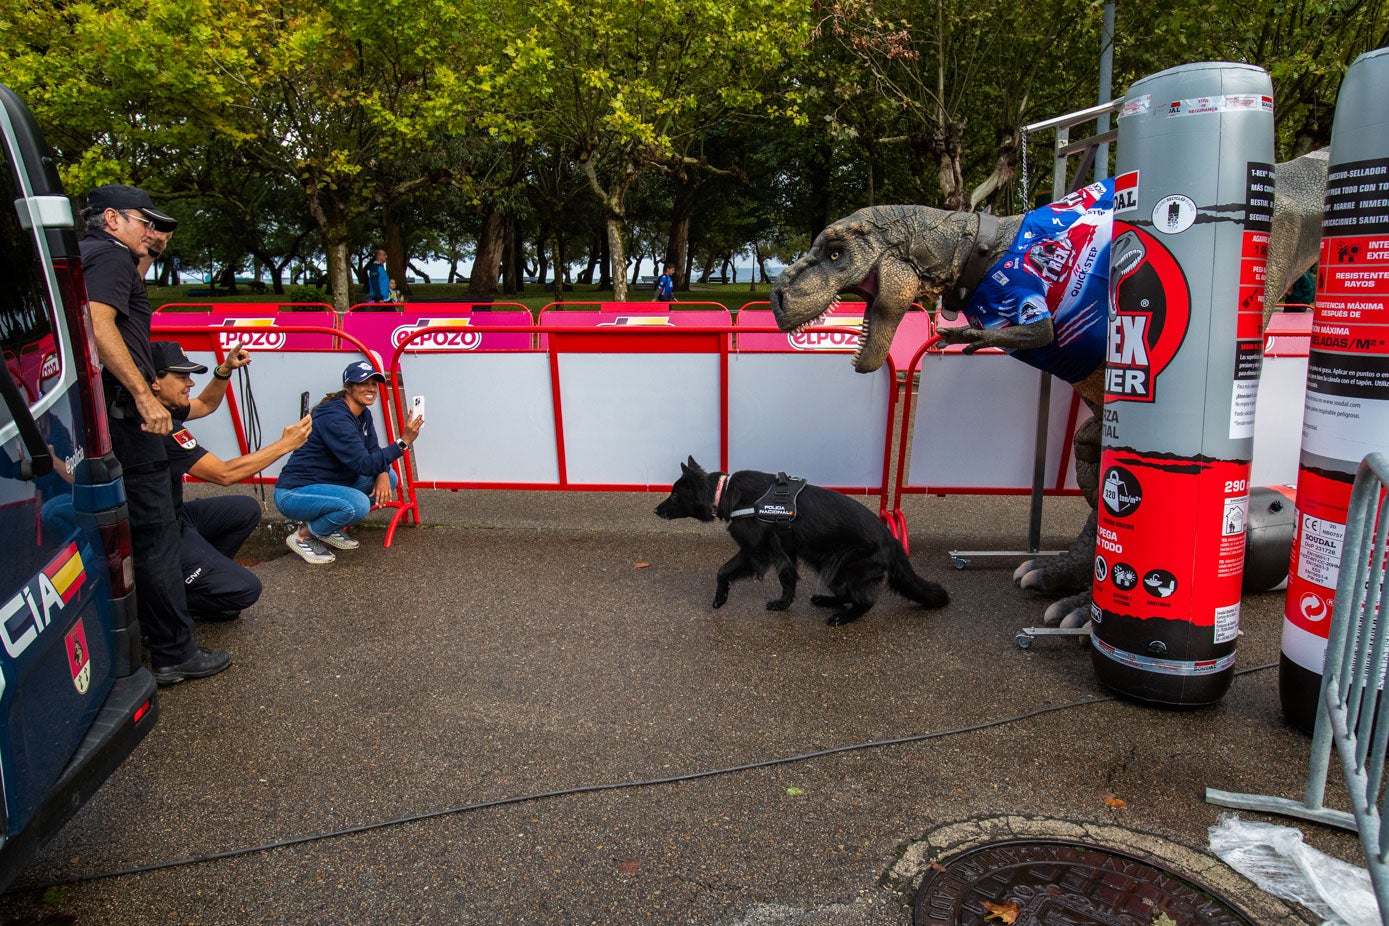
left=686, top=454, right=699, bottom=470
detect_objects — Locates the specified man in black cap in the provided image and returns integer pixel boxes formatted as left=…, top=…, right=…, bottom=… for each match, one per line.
left=81, top=183, right=231, bottom=684
left=149, top=341, right=313, bottom=621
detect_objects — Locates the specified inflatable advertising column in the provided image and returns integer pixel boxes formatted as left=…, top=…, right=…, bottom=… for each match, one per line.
left=1092, top=62, right=1275, bottom=706
left=1280, top=47, right=1389, bottom=733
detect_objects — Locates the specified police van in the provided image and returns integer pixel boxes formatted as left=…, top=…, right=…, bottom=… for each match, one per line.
left=0, top=84, right=158, bottom=888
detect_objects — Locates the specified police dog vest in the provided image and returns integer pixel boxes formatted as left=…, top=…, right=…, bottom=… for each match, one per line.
left=730, top=473, right=807, bottom=523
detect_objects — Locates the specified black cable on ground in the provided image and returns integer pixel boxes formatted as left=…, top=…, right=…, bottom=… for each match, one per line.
left=11, top=661, right=1279, bottom=892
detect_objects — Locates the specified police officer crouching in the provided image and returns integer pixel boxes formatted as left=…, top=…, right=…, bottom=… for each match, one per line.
left=149, top=341, right=313, bottom=620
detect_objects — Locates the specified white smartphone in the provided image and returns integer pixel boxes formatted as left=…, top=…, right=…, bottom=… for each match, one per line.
left=410, top=395, right=425, bottom=419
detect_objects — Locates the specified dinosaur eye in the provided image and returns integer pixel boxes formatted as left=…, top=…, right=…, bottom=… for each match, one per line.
left=827, top=249, right=841, bottom=262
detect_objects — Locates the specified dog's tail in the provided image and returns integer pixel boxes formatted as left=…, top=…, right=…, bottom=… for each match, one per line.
left=888, top=546, right=950, bottom=609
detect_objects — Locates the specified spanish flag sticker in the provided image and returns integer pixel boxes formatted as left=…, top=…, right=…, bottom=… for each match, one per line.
left=44, top=543, right=87, bottom=605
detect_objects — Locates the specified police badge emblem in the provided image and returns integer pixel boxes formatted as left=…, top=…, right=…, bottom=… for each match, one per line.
left=65, top=620, right=91, bottom=695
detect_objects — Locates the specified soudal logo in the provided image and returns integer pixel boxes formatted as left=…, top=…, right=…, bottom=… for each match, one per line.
left=1104, top=223, right=1190, bottom=403
left=789, top=318, right=862, bottom=351
left=392, top=319, right=482, bottom=351
left=1101, top=465, right=1142, bottom=517
left=1113, top=171, right=1139, bottom=214
left=218, top=319, right=285, bottom=350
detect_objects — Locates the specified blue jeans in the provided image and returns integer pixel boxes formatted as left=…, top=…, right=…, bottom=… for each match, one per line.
left=275, top=472, right=397, bottom=538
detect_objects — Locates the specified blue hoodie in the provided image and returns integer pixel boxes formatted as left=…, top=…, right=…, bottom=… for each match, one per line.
left=276, top=394, right=403, bottom=491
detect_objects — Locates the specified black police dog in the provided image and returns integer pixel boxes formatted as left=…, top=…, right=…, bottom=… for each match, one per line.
left=654, top=456, right=949, bottom=625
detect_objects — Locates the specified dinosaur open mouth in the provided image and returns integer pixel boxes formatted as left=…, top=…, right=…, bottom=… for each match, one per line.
left=790, top=268, right=878, bottom=368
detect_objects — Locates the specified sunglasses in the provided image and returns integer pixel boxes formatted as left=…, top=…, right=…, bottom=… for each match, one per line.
left=119, top=210, right=156, bottom=231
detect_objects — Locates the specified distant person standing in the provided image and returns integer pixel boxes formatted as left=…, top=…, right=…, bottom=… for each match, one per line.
left=366, top=247, right=391, bottom=303
left=655, top=263, right=675, bottom=302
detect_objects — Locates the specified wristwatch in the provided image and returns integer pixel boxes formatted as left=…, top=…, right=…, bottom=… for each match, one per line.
left=396, top=439, right=408, bottom=452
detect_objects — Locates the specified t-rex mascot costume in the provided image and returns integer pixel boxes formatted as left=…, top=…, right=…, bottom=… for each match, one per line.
left=769, top=149, right=1328, bottom=627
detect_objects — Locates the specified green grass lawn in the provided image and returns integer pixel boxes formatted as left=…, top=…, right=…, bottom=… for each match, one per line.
left=149, top=281, right=776, bottom=315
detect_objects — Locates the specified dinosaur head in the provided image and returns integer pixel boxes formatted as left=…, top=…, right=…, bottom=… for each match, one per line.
left=769, top=207, right=949, bottom=373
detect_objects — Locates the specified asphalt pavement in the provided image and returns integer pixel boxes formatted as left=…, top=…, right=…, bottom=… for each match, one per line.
left=0, top=486, right=1363, bottom=925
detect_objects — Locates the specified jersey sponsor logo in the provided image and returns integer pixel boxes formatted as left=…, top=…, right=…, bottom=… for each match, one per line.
left=40, top=350, right=60, bottom=380
left=1, top=543, right=88, bottom=662
left=218, top=318, right=285, bottom=350
left=392, top=318, right=482, bottom=351
left=1104, top=224, right=1190, bottom=402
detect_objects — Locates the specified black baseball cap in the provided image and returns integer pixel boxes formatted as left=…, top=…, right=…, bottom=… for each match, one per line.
left=85, top=184, right=179, bottom=232
left=151, top=340, right=208, bottom=375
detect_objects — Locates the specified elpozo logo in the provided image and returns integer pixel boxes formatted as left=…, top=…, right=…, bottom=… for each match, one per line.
left=788, top=317, right=862, bottom=351
left=218, top=318, right=286, bottom=350
left=392, top=319, right=483, bottom=351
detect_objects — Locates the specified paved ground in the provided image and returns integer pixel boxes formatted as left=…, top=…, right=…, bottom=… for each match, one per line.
left=0, top=486, right=1364, bottom=925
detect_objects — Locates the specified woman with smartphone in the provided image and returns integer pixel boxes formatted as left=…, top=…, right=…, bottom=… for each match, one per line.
left=274, top=360, right=424, bottom=564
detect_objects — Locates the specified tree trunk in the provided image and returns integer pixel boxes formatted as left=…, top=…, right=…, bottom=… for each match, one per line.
left=325, top=238, right=352, bottom=313
left=382, top=203, right=409, bottom=296
left=665, top=187, right=696, bottom=291
left=470, top=206, right=505, bottom=298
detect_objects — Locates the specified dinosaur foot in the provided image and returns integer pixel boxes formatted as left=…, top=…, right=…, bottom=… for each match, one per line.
left=1012, top=551, right=1093, bottom=594
left=1012, top=511, right=1098, bottom=595
left=1042, top=594, right=1092, bottom=630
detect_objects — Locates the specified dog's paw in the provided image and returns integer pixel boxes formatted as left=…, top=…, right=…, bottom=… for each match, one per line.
left=712, top=593, right=728, bottom=609
left=826, top=611, right=861, bottom=627
left=810, top=594, right=842, bottom=607
left=766, top=599, right=792, bottom=611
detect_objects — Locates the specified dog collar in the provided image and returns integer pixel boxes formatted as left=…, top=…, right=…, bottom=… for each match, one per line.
left=712, top=474, right=728, bottom=517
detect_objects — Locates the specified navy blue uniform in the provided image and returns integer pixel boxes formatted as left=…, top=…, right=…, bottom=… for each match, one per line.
left=165, top=413, right=262, bottom=619
left=81, top=230, right=195, bottom=667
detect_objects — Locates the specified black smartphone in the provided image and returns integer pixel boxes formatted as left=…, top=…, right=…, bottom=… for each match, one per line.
left=300, top=391, right=310, bottom=418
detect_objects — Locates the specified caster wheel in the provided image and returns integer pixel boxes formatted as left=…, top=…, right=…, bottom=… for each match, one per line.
left=1015, top=631, right=1034, bottom=650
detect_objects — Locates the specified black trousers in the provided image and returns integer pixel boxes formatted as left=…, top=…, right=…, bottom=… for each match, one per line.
left=110, top=416, right=196, bottom=668
left=181, top=496, right=263, bottom=617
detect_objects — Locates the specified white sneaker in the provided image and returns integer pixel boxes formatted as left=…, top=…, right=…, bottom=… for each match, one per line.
left=286, top=531, right=335, bottom=564
left=317, top=529, right=360, bottom=550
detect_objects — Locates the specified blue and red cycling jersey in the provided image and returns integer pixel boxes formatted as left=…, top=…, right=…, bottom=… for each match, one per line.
left=964, top=178, right=1114, bottom=383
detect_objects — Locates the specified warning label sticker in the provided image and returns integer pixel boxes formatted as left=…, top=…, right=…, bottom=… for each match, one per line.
left=1214, top=603, right=1240, bottom=644
left=1295, top=514, right=1345, bottom=588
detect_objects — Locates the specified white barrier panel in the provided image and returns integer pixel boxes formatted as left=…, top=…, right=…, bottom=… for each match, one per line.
left=398, top=352, right=559, bottom=485
left=727, top=353, right=893, bottom=487
left=557, top=352, right=722, bottom=486
left=907, top=352, right=1088, bottom=491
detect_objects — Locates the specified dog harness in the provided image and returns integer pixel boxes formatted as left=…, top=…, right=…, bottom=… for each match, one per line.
left=730, top=473, right=807, bottom=524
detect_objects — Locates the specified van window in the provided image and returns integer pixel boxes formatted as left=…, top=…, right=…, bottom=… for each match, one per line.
left=0, top=145, right=74, bottom=587
left=0, top=148, right=59, bottom=424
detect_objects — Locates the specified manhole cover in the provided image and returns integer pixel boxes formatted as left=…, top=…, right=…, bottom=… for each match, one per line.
left=914, top=839, right=1256, bottom=925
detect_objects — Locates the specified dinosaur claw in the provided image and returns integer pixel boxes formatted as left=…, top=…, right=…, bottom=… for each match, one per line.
left=1044, top=594, right=1091, bottom=627
left=1012, top=559, right=1038, bottom=585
